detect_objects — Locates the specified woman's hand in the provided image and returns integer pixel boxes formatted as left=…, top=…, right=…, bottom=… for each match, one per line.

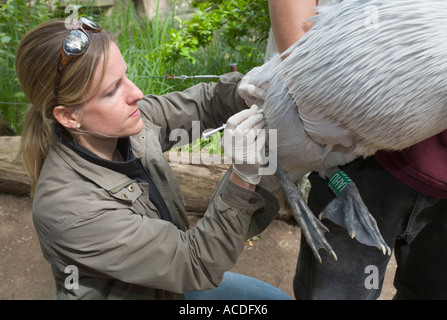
left=222, top=105, right=267, bottom=190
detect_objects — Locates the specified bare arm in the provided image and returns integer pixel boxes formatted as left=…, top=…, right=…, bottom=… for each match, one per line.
left=269, top=0, right=318, bottom=55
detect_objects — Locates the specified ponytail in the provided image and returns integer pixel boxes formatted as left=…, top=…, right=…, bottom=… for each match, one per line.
left=19, top=106, right=51, bottom=196
left=15, top=19, right=111, bottom=195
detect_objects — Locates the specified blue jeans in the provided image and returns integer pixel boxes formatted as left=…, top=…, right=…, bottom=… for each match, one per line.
left=185, top=272, right=292, bottom=300
left=294, top=157, right=447, bottom=300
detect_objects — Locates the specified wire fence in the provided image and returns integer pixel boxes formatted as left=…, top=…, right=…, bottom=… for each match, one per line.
left=0, top=64, right=238, bottom=107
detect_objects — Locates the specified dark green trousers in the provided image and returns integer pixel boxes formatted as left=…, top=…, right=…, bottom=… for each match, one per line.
left=294, top=157, right=447, bottom=300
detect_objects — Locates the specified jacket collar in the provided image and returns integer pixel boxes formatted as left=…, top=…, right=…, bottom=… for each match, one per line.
left=51, top=124, right=140, bottom=200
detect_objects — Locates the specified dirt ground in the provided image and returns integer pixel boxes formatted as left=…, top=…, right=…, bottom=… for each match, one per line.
left=0, top=193, right=396, bottom=300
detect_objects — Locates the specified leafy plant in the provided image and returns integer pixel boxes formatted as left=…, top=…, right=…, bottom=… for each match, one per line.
left=0, top=0, right=62, bottom=133
left=0, top=0, right=269, bottom=134
left=160, top=0, right=270, bottom=71
left=102, top=0, right=182, bottom=94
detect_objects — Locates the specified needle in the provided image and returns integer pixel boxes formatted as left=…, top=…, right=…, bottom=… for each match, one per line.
left=201, top=108, right=264, bottom=139
left=202, top=124, right=226, bottom=139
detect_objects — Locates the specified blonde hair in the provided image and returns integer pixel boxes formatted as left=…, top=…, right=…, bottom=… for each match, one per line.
left=15, top=19, right=112, bottom=195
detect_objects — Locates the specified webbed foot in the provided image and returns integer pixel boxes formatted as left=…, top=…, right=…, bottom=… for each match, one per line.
left=320, top=183, right=391, bottom=256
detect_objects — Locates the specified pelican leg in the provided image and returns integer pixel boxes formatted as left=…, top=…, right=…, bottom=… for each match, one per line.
left=274, top=165, right=337, bottom=263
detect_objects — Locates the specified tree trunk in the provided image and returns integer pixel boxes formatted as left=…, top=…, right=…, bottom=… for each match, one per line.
left=0, top=136, right=293, bottom=219
left=165, top=152, right=230, bottom=212
left=0, top=136, right=29, bottom=196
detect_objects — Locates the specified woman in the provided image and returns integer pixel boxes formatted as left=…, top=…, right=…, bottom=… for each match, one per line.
left=15, top=18, right=288, bottom=300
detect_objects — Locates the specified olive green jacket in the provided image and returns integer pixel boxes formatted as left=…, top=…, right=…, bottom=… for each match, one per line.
left=32, top=73, right=278, bottom=299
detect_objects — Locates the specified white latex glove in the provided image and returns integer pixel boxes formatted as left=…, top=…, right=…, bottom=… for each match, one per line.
left=222, top=105, right=266, bottom=185
left=238, top=54, right=282, bottom=107
left=238, top=67, right=270, bottom=107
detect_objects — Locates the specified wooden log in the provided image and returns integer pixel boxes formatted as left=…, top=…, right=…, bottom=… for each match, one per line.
left=165, top=152, right=230, bottom=212
left=0, top=136, right=30, bottom=196
left=0, top=137, right=230, bottom=209
left=0, top=137, right=292, bottom=219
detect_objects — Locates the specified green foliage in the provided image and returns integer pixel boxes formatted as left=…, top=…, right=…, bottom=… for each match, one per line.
left=171, top=130, right=224, bottom=155
left=0, top=0, right=62, bottom=134
left=1, top=0, right=55, bottom=58
left=160, top=0, right=270, bottom=71
left=0, top=0, right=269, bottom=134
left=101, top=0, right=182, bottom=95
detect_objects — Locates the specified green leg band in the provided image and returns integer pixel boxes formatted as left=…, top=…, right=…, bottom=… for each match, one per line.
left=328, top=170, right=353, bottom=195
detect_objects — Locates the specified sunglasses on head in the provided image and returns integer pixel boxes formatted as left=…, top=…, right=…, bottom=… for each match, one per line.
left=53, top=17, right=102, bottom=103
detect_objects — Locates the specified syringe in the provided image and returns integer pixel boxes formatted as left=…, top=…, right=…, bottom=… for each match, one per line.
left=202, top=124, right=226, bottom=139
left=201, top=108, right=264, bottom=139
